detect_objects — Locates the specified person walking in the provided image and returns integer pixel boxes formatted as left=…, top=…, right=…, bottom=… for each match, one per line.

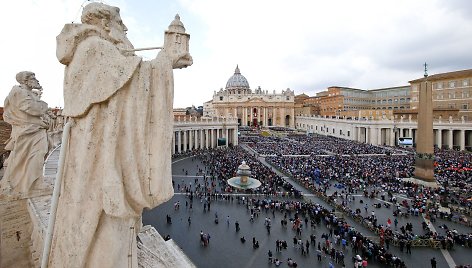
left=430, top=257, right=437, bottom=268
left=406, top=240, right=412, bottom=254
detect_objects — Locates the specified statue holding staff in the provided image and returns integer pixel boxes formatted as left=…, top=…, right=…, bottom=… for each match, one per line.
left=48, top=3, right=192, bottom=267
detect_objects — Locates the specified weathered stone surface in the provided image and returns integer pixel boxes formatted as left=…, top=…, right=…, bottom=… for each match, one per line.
left=49, top=2, right=192, bottom=267
left=26, top=194, right=195, bottom=268
left=1, top=71, right=49, bottom=195
left=0, top=199, right=33, bottom=268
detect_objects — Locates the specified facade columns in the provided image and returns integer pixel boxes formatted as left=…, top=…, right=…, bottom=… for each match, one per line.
left=290, top=108, right=295, bottom=128
left=234, top=127, right=238, bottom=146
left=257, top=107, right=261, bottom=125
left=243, top=108, right=247, bottom=126
left=250, top=107, right=253, bottom=125
left=365, top=127, right=370, bottom=143
left=225, top=128, right=229, bottom=147
left=205, top=129, right=209, bottom=149
left=264, top=107, right=268, bottom=126
left=189, top=130, right=193, bottom=150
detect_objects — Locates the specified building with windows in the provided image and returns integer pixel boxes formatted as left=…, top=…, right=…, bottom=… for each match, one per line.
left=295, top=85, right=411, bottom=120
left=204, top=66, right=295, bottom=127
left=295, top=68, right=472, bottom=151
left=409, top=69, right=472, bottom=120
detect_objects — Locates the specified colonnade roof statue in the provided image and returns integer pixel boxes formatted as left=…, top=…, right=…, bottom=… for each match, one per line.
left=0, top=71, right=49, bottom=196
left=47, top=2, right=192, bottom=267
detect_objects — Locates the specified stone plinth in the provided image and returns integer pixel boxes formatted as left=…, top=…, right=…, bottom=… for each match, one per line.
left=0, top=199, right=33, bottom=268
left=414, top=157, right=435, bottom=182
left=401, top=177, right=440, bottom=188
left=25, top=194, right=195, bottom=268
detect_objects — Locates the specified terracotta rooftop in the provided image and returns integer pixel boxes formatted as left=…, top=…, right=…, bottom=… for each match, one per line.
left=409, top=68, right=472, bottom=83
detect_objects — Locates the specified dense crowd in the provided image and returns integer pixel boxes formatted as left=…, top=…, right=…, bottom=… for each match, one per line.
left=169, top=130, right=472, bottom=267
left=242, top=134, right=406, bottom=156
left=192, top=147, right=302, bottom=197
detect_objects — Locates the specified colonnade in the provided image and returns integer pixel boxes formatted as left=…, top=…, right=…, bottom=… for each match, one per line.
left=296, top=115, right=472, bottom=151
left=172, top=116, right=239, bottom=154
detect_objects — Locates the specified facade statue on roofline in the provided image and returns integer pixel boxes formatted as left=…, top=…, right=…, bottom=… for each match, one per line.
left=48, top=2, right=192, bottom=267
left=1, top=71, right=49, bottom=196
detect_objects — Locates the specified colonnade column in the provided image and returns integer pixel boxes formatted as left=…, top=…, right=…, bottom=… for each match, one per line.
left=365, top=127, right=370, bottom=144
left=187, top=130, right=193, bottom=151
left=205, top=129, right=209, bottom=149
left=377, top=128, right=382, bottom=145
left=200, top=129, right=204, bottom=149
left=460, top=129, right=465, bottom=151
left=448, top=129, right=453, bottom=149
left=177, top=131, right=182, bottom=153
left=172, top=132, right=176, bottom=154
left=209, top=129, right=213, bottom=148
left=183, top=130, right=187, bottom=152
left=436, top=129, right=442, bottom=149
left=225, top=128, right=229, bottom=147
left=389, top=128, right=395, bottom=146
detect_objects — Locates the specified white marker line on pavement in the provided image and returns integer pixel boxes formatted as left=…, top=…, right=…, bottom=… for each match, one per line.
left=423, top=215, right=456, bottom=268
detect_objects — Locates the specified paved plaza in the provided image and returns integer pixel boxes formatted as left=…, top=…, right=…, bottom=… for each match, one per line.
left=143, top=154, right=472, bottom=268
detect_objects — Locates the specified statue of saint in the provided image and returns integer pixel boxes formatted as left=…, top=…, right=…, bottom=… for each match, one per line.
left=49, top=2, right=192, bottom=267
left=1, top=71, right=49, bottom=195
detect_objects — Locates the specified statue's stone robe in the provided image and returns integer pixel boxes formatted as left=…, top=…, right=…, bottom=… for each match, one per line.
left=50, top=24, right=174, bottom=268
left=2, top=85, right=48, bottom=194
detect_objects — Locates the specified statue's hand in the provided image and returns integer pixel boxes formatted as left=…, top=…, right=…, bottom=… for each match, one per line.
left=172, top=52, right=193, bottom=69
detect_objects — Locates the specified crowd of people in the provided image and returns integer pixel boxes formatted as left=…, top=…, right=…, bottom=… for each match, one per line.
left=167, top=130, right=472, bottom=267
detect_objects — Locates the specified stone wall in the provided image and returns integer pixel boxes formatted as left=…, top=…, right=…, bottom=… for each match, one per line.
left=25, top=195, right=195, bottom=268
left=0, top=199, right=33, bottom=268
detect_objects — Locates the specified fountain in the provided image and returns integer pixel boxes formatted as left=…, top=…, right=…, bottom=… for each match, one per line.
left=227, top=161, right=261, bottom=190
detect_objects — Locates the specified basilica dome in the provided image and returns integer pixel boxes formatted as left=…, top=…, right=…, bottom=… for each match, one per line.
left=225, top=65, right=250, bottom=93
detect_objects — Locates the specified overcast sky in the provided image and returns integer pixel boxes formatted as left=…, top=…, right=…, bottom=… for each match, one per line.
left=1, top=0, right=472, bottom=108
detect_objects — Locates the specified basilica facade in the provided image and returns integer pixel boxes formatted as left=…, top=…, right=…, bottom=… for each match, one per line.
left=204, top=66, right=295, bottom=127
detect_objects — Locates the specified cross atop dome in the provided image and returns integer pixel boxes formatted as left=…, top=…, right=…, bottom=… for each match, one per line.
left=235, top=65, right=241, bottom=74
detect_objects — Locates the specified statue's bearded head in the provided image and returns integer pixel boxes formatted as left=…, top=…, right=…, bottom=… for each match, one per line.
left=16, top=71, right=42, bottom=90
left=81, top=3, right=134, bottom=50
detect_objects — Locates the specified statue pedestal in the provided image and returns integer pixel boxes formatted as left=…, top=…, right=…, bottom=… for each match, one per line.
left=414, top=158, right=435, bottom=183
left=401, top=177, right=440, bottom=188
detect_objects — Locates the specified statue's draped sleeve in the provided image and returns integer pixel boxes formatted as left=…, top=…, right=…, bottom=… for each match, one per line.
left=57, top=24, right=141, bottom=117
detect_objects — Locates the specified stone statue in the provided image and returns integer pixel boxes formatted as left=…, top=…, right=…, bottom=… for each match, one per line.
left=49, top=3, right=192, bottom=267
left=1, top=71, right=49, bottom=195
